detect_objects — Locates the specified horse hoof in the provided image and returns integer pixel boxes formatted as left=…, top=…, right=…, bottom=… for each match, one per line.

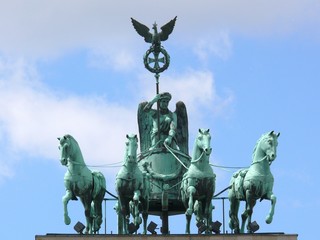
left=64, top=215, right=71, bottom=225
left=266, top=215, right=273, bottom=224
left=186, top=208, right=193, bottom=215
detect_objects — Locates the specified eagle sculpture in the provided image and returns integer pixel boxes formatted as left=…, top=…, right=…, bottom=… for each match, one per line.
left=131, top=16, right=177, bottom=48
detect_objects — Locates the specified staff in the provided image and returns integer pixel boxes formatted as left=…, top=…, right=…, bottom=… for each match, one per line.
left=131, top=17, right=176, bottom=143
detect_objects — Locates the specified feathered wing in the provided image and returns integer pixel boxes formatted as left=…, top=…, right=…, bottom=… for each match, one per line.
left=137, top=102, right=152, bottom=152
left=160, top=16, right=177, bottom=41
left=131, top=18, right=153, bottom=43
left=175, top=101, right=189, bottom=155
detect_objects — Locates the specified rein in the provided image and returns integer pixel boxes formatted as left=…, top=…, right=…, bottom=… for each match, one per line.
left=64, top=157, right=84, bottom=166
left=251, top=155, right=273, bottom=166
left=60, top=143, right=86, bottom=168
left=191, top=149, right=205, bottom=163
left=164, top=142, right=189, bottom=169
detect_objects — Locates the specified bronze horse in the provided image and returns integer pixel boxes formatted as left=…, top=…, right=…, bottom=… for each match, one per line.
left=228, top=131, right=280, bottom=233
left=181, top=129, right=216, bottom=234
left=58, top=134, right=106, bottom=234
left=115, top=134, right=149, bottom=234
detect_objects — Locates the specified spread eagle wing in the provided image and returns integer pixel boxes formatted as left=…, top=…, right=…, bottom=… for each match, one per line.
left=159, top=16, right=177, bottom=41
left=131, top=18, right=153, bottom=43
left=137, top=101, right=152, bottom=153
left=175, top=101, right=189, bottom=155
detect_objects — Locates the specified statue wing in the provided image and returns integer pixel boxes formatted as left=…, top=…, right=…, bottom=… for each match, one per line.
left=159, top=16, right=177, bottom=41
left=137, top=102, right=152, bottom=152
left=175, top=101, right=189, bottom=155
left=131, top=18, right=153, bottom=43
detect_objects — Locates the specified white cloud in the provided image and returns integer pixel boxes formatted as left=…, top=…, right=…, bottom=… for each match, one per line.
left=0, top=162, right=14, bottom=184
left=0, top=58, right=138, bottom=180
left=0, top=58, right=234, bottom=181
left=0, top=0, right=315, bottom=182
left=0, top=0, right=318, bottom=60
left=88, top=47, right=137, bottom=71
left=136, top=69, right=234, bottom=124
left=193, top=31, right=233, bottom=62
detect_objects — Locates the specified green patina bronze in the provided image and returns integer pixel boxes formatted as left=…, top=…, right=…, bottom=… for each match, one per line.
left=181, top=129, right=216, bottom=234
left=136, top=92, right=190, bottom=234
left=139, top=92, right=188, bottom=152
left=228, top=131, right=280, bottom=233
left=131, top=16, right=176, bottom=74
left=130, top=16, right=219, bottom=235
left=115, top=134, right=149, bottom=234
left=58, top=134, right=106, bottom=234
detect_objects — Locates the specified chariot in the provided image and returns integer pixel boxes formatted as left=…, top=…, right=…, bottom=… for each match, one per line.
left=136, top=99, right=190, bottom=233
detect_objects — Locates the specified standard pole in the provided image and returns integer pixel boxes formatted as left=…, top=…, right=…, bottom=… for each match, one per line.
left=155, top=73, right=160, bottom=143
left=222, top=198, right=225, bottom=234
left=104, top=199, right=107, bottom=234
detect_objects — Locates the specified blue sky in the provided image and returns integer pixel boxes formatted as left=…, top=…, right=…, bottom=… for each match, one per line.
left=0, top=1, right=319, bottom=239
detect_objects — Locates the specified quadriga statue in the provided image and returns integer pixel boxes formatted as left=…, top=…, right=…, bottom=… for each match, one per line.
left=58, top=134, right=106, bottom=234
left=228, top=131, right=280, bottom=233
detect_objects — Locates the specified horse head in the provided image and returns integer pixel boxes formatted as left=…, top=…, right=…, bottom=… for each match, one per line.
left=58, top=135, right=72, bottom=166
left=58, top=134, right=81, bottom=166
left=255, top=131, right=280, bottom=164
left=196, top=128, right=212, bottom=156
left=125, top=134, right=138, bottom=164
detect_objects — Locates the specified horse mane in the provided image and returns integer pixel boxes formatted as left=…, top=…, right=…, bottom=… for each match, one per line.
left=192, top=131, right=202, bottom=160
left=123, top=140, right=129, bottom=165
left=63, top=134, right=84, bottom=162
left=64, top=134, right=79, bottom=147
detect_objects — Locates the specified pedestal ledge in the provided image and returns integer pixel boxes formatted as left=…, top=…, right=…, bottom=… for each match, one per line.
left=36, top=233, right=298, bottom=240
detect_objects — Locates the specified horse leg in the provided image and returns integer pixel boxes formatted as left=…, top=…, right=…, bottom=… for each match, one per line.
left=265, top=191, right=277, bottom=224
left=185, top=185, right=196, bottom=234
left=114, top=201, right=124, bottom=234
left=194, top=200, right=201, bottom=225
left=130, top=200, right=141, bottom=232
left=115, top=200, right=126, bottom=234
left=187, top=185, right=196, bottom=215
left=80, top=196, right=93, bottom=234
left=117, top=196, right=128, bottom=234
left=207, top=204, right=214, bottom=234
left=132, top=190, right=142, bottom=229
left=204, top=197, right=213, bottom=234
left=92, top=198, right=103, bottom=233
left=62, top=190, right=72, bottom=225
left=92, top=173, right=106, bottom=233
left=240, top=203, right=248, bottom=233
left=116, top=180, right=128, bottom=234
left=121, top=198, right=130, bottom=234
left=240, top=189, right=251, bottom=233
left=246, top=199, right=256, bottom=233
left=185, top=213, right=192, bottom=234
left=241, top=190, right=256, bottom=233
left=228, top=190, right=240, bottom=233
left=141, top=198, right=149, bottom=234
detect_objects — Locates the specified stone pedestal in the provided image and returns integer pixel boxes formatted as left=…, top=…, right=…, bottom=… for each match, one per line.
left=36, top=233, right=298, bottom=240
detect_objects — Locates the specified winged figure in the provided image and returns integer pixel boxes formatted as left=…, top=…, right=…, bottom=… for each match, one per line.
left=131, top=16, right=177, bottom=48
left=137, top=92, right=188, bottom=155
